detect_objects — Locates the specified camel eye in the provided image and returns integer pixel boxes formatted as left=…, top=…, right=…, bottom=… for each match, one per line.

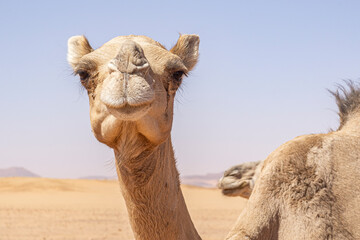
left=229, top=170, right=240, bottom=177
left=172, top=71, right=185, bottom=82
left=77, top=70, right=90, bottom=82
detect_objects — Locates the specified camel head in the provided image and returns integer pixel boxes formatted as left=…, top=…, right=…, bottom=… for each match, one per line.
left=67, top=35, right=199, bottom=149
left=218, top=161, right=262, bottom=198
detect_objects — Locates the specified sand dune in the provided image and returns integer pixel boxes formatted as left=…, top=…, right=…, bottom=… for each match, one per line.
left=0, top=177, right=247, bottom=240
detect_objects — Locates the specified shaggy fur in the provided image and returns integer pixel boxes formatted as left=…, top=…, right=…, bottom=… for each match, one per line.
left=330, top=80, right=360, bottom=130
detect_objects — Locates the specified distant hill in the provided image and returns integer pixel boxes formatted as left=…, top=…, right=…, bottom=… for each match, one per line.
left=81, top=173, right=224, bottom=188
left=79, top=173, right=223, bottom=188
left=0, top=167, right=40, bottom=177
left=181, top=172, right=223, bottom=188
left=0, top=167, right=223, bottom=188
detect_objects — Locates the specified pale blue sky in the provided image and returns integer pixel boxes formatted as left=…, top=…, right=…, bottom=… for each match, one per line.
left=1, top=1, right=360, bottom=178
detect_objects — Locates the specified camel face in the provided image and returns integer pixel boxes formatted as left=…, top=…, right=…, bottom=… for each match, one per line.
left=67, top=35, right=199, bottom=147
left=218, top=161, right=262, bottom=198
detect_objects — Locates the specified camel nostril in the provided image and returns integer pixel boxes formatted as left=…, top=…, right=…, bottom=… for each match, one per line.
left=135, top=62, right=149, bottom=70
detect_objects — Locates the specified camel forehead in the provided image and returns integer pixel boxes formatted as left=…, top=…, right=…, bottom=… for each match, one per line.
left=85, top=35, right=184, bottom=72
left=225, top=162, right=258, bottom=175
left=104, top=35, right=164, bottom=48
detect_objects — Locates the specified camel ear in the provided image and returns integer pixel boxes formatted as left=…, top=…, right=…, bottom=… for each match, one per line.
left=170, top=34, right=199, bottom=71
left=67, top=35, right=93, bottom=69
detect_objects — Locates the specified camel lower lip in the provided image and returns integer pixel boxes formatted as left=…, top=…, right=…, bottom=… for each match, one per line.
left=222, top=188, right=238, bottom=196
left=108, top=103, right=151, bottom=120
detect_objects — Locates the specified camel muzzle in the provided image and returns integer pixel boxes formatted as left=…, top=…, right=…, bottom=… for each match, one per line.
left=99, top=40, right=155, bottom=112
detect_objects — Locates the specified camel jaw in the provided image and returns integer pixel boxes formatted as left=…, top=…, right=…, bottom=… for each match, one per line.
left=221, top=187, right=252, bottom=198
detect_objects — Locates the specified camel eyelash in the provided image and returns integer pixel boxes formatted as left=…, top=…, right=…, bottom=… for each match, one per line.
left=74, top=70, right=87, bottom=80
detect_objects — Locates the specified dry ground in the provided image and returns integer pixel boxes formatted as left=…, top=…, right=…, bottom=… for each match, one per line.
left=0, top=177, right=247, bottom=240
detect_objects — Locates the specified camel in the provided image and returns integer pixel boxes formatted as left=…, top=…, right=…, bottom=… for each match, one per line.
left=68, top=34, right=201, bottom=240
left=68, top=33, right=360, bottom=240
left=218, top=161, right=263, bottom=198
left=225, top=82, right=360, bottom=240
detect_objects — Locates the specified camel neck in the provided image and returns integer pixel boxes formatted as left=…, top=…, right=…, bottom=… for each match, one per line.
left=115, top=137, right=201, bottom=240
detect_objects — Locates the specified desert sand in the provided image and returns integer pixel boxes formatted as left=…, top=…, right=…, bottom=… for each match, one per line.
left=0, top=177, right=247, bottom=240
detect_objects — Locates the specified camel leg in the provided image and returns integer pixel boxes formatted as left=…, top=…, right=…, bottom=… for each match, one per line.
left=226, top=181, right=279, bottom=240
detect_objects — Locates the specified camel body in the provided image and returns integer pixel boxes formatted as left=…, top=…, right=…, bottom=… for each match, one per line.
left=227, top=84, right=360, bottom=239
left=227, top=130, right=360, bottom=239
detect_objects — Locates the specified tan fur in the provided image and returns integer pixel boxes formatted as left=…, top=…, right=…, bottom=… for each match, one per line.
left=226, top=83, right=360, bottom=240
left=68, top=34, right=201, bottom=240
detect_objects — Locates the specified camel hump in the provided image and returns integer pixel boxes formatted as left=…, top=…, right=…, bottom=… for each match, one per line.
left=330, top=80, right=360, bottom=130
